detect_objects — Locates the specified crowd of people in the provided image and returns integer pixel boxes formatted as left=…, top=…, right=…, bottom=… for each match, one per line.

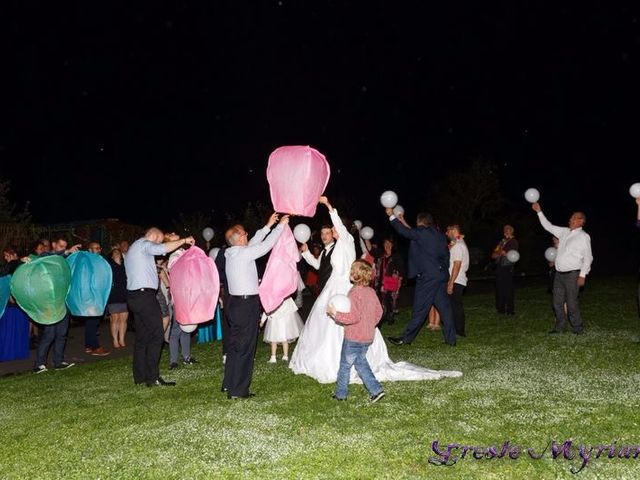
left=1, top=195, right=638, bottom=404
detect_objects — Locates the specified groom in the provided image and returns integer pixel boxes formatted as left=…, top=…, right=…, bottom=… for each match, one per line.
left=385, top=209, right=456, bottom=346
left=301, top=225, right=335, bottom=292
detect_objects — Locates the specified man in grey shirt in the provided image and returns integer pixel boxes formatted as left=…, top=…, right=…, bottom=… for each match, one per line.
left=125, top=228, right=194, bottom=386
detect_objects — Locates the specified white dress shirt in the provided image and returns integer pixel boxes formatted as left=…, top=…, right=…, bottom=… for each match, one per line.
left=224, top=224, right=284, bottom=295
left=537, top=212, right=593, bottom=277
left=449, top=239, right=470, bottom=286
left=301, top=242, right=335, bottom=270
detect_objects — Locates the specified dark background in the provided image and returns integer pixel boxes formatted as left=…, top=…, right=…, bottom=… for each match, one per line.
left=2, top=1, right=639, bottom=274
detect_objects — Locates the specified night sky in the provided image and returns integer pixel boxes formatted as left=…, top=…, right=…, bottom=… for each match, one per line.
left=3, top=2, right=639, bottom=271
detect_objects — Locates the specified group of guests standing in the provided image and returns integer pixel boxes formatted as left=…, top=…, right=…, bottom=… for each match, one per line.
left=489, top=203, right=595, bottom=335
left=3, top=194, right=637, bottom=408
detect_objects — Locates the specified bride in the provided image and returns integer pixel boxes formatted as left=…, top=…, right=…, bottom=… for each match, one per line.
left=289, top=196, right=462, bottom=384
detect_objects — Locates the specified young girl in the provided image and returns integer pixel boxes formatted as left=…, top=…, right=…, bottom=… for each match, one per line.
left=327, top=259, right=385, bottom=403
left=262, top=291, right=304, bottom=363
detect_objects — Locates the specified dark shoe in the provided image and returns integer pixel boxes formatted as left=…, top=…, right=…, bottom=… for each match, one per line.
left=169, top=362, right=179, bottom=370
left=388, top=336, right=408, bottom=346
left=331, top=394, right=346, bottom=401
left=54, top=361, right=75, bottom=370
left=182, top=356, right=197, bottom=365
left=370, top=391, right=385, bottom=404
left=90, top=346, right=111, bottom=356
left=548, top=329, right=562, bottom=334
left=574, top=330, right=585, bottom=335
left=227, top=392, right=256, bottom=399
left=147, top=377, right=176, bottom=387
left=33, top=364, right=48, bottom=374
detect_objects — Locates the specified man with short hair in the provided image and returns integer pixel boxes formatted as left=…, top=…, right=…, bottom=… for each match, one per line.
left=222, top=212, right=289, bottom=399
left=125, top=228, right=195, bottom=387
left=301, top=225, right=335, bottom=293
left=532, top=202, right=593, bottom=334
left=33, top=237, right=81, bottom=373
left=385, top=209, right=456, bottom=346
left=446, top=225, right=470, bottom=337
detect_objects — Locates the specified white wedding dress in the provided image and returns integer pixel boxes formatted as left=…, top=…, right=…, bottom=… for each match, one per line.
left=289, top=208, right=463, bottom=384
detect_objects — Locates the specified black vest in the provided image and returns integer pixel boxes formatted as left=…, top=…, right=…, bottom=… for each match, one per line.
left=317, top=244, right=335, bottom=291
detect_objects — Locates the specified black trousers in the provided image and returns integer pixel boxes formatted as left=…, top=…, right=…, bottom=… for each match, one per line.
left=378, top=291, right=396, bottom=326
left=127, top=290, right=164, bottom=384
left=223, top=295, right=260, bottom=396
left=450, top=283, right=466, bottom=336
left=403, top=275, right=456, bottom=345
left=221, top=292, right=231, bottom=355
left=495, top=265, right=515, bottom=314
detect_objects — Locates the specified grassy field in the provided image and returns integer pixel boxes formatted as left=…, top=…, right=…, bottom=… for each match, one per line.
left=1, top=277, right=639, bottom=479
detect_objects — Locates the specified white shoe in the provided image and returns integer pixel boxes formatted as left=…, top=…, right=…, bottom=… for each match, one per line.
left=282, top=356, right=289, bottom=362
left=222, top=354, right=226, bottom=365
left=268, top=356, right=277, bottom=363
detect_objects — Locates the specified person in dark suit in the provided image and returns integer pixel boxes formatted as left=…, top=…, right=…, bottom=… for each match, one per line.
left=385, top=209, right=456, bottom=346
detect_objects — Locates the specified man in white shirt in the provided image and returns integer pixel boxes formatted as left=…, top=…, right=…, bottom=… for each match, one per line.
left=300, top=225, right=335, bottom=292
left=532, top=202, right=593, bottom=334
left=446, top=225, right=470, bottom=337
left=222, top=212, right=290, bottom=399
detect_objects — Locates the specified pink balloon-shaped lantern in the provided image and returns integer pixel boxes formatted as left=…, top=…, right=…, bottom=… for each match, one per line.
left=169, top=247, right=220, bottom=326
left=267, top=145, right=331, bottom=217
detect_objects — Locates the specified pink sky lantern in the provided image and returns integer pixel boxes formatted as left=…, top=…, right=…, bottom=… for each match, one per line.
left=258, top=225, right=300, bottom=314
left=267, top=145, right=331, bottom=217
left=169, top=247, right=220, bottom=326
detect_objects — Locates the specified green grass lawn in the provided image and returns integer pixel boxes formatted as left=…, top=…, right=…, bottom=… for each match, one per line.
left=1, top=277, right=639, bottom=479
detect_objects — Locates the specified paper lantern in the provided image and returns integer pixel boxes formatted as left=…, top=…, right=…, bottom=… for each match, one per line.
left=353, top=219, right=363, bottom=230
left=392, top=205, right=405, bottom=216
left=66, top=252, right=113, bottom=317
left=293, top=224, right=311, bottom=243
left=208, top=247, right=220, bottom=260
left=170, top=246, right=220, bottom=326
left=524, top=188, right=540, bottom=203
left=629, top=183, right=640, bottom=198
left=10, top=256, right=71, bottom=325
left=267, top=145, right=331, bottom=217
left=259, top=226, right=300, bottom=314
left=180, top=324, right=198, bottom=333
left=329, top=294, right=351, bottom=313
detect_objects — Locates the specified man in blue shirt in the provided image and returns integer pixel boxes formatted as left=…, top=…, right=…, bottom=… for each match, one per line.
left=125, top=228, right=194, bottom=387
